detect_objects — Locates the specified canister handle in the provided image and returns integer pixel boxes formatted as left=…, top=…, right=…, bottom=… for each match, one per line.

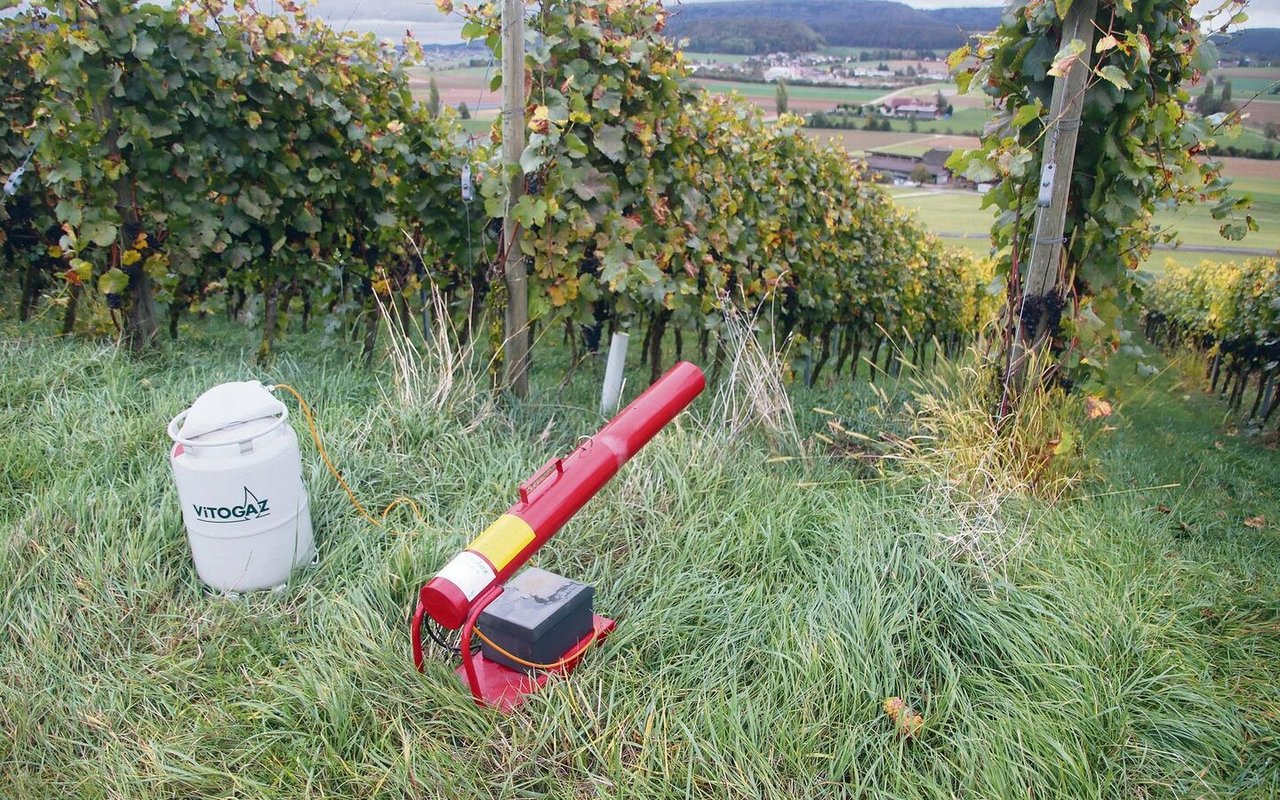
left=166, top=407, right=290, bottom=448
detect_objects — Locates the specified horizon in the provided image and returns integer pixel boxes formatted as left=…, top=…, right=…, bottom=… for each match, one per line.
left=2, top=2, right=1276, bottom=41
left=302, top=0, right=1278, bottom=45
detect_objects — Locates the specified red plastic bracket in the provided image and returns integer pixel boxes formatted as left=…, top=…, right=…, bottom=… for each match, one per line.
left=413, top=583, right=616, bottom=713
left=456, top=613, right=616, bottom=713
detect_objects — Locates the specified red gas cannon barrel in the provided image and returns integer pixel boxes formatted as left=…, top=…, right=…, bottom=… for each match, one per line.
left=418, top=362, right=704, bottom=631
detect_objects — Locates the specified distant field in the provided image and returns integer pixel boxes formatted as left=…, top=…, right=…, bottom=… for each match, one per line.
left=888, top=82, right=988, bottom=110
left=1218, top=123, right=1276, bottom=152
left=884, top=188, right=992, bottom=238
left=693, top=79, right=883, bottom=113
left=1212, top=66, right=1280, bottom=81
left=418, top=62, right=1280, bottom=150
left=884, top=107, right=990, bottom=134
left=684, top=52, right=750, bottom=64
left=805, top=129, right=979, bottom=155
left=408, top=65, right=499, bottom=113
left=1238, top=99, right=1280, bottom=131
left=1208, top=66, right=1280, bottom=98
left=459, top=118, right=492, bottom=135
left=884, top=173, right=1279, bottom=274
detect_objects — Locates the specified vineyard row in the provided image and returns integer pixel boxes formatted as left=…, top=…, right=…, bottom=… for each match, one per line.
left=1143, top=258, right=1280, bottom=428
left=2, top=1, right=997, bottom=383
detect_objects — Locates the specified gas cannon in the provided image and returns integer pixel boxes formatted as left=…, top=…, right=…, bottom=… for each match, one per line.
left=412, top=362, right=705, bottom=711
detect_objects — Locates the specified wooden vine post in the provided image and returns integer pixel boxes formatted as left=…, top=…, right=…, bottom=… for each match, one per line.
left=502, top=0, right=530, bottom=398
left=1016, top=0, right=1097, bottom=359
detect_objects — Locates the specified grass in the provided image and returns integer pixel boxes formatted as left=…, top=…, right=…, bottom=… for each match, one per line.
left=885, top=177, right=1280, bottom=273
left=886, top=188, right=991, bottom=235
left=1, top=308, right=1278, bottom=797
left=806, top=109, right=993, bottom=137
left=684, top=52, right=751, bottom=65
left=875, top=108, right=991, bottom=135
left=867, top=139, right=943, bottom=156
left=693, top=79, right=884, bottom=105
left=1218, top=124, right=1278, bottom=153
left=1207, top=68, right=1280, bottom=99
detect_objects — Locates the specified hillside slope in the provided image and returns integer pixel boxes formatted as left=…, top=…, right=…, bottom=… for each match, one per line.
left=666, top=0, right=1002, bottom=52
left=1214, top=28, right=1280, bottom=61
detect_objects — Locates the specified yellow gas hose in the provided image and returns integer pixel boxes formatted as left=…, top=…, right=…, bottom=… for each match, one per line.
left=272, top=383, right=423, bottom=528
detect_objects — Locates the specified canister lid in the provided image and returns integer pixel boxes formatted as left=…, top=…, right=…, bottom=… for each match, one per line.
left=178, top=380, right=285, bottom=442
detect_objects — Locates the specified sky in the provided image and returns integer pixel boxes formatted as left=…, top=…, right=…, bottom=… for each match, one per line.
left=298, top=0, right=1280, bottom=43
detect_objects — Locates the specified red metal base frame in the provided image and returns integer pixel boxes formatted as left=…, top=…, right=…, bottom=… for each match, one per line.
left=457, top=614, right=616, bottom=712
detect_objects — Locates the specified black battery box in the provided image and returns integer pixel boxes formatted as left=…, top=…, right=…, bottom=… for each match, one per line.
left=478, top=567, right=594, bottom=674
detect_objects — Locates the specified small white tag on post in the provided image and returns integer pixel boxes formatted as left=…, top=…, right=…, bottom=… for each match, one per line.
left=600, top=332, right=629, bottom=416
left=1037, top=161, right=1056, bottom=208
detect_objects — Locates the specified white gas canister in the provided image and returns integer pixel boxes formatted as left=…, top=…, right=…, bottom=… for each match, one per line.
left=167, top=381, right=314, bottom=592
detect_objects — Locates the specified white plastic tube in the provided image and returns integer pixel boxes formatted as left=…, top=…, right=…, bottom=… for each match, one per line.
left=600, top=332, right=629, bottom=415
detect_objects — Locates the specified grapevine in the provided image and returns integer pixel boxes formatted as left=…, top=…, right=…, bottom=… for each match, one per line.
left=1144, top=258, right=1280, bottom=425
left=947, top=0, right=1255, bottom=390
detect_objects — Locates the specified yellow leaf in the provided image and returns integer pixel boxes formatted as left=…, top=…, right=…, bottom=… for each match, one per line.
left=1085, top=396, right=1113, bottom=419
left=528, top=105, right=551, bottom=134
left=246, top=111, right=263, bottom=130
left=264, top=18, right=288, bottom=40
left=883, top=697, right=904, bottom=721
left=121, top=249, right=142, bottom=267
left=143, top=252, right=169, bottom=278
left=1244, top=516, right=1266, bottom=530
left=883, top=696, right=923, bottom=738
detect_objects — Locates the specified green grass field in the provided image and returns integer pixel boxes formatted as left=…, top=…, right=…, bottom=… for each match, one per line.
left=684, top=52, right=751, bottom=64
left=1217, top=124, right=1278, bottom=153
left=694, top=79, right=884, bottom=106
left=882, top=108, right=990, bottom=135
left=1, top=313, right=1277, bottom=798
left=887, top=174, right=1280, bottom=273
left=1207, top=68, right=1280, bottom=99
left=871, top=140, right=946, bottom=157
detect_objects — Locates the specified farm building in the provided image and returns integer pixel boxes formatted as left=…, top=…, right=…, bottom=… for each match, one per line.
left=864, top=147, right=961, bottom=186
left=877, top=96, right=941, bottom=119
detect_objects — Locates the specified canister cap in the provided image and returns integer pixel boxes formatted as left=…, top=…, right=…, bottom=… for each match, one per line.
left=175, top=381, right=286, bottom=442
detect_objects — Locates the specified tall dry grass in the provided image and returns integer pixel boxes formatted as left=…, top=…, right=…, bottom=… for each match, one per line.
left=709, top=297, right=802, bottom=455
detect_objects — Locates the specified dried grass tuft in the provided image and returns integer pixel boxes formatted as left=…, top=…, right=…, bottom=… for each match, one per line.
left=709, top=296, right=802, bottom=456
left=374, top=270, right=489, bottom=424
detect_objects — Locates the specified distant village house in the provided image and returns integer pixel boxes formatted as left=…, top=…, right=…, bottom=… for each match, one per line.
left=876, top=97, right=943, bottom=120
left=864, top=148, right=968, bottom=187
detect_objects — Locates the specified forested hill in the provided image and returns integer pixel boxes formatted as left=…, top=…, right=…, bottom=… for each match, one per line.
left=664, top=0, right=1002, bottom=53
left=1214, top=28, right=1280, bottom=62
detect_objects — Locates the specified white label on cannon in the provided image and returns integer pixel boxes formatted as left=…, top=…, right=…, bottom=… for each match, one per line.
left=436, top=551, right=496, bottom=601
